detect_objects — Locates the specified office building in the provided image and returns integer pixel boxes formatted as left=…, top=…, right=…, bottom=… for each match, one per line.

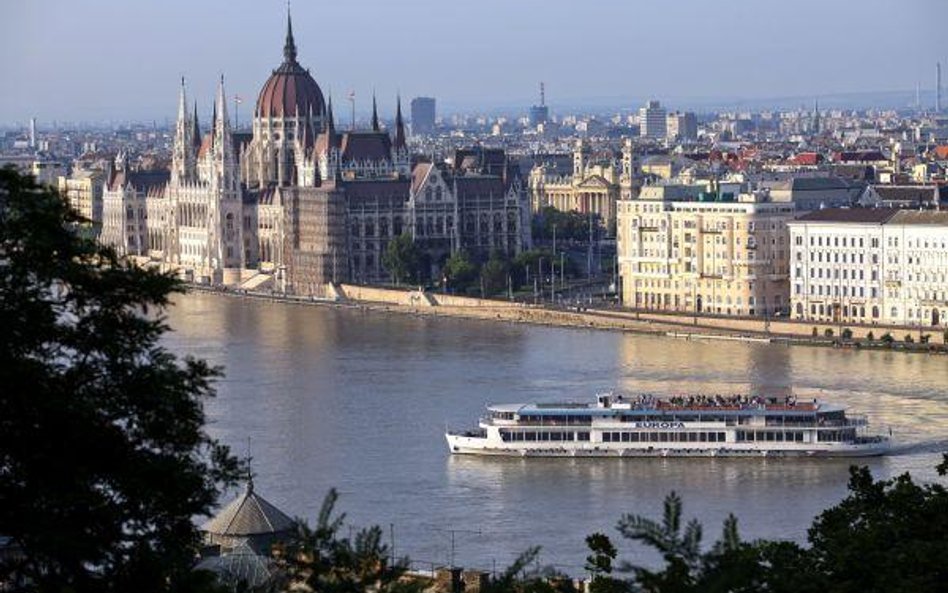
left=410, top=97, right=436, bottom=135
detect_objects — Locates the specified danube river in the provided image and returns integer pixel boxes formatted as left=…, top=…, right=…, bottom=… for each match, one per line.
left=165, top=293, right=948, bottom=574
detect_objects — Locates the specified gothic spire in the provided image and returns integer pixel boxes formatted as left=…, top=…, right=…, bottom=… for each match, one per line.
left=283, top=3, right=297, bottom=63
left=192, top=101, right=201, bottom=150
left=176, top=77, right=188, bottom=124
left=394, top=94, right=406, bottom=150
left=326, top=94, right=336, bottom=135
left=371, top=93, right=380, bottom=132
left=214, top=75, right=237, bottom=191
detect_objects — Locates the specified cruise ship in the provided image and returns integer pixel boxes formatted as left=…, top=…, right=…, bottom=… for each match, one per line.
left=446, top=393, right=891, bottom=457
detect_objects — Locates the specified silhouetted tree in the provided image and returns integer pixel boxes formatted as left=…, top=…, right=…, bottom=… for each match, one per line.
left=0, top=168, right=241, bottom=592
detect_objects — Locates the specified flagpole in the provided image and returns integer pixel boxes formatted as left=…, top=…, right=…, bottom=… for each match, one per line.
left=234, top=95, right=240, bottom=130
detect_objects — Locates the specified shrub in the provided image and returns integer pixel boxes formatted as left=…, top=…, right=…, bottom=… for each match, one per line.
left=904, top=334, right=915, bottom=344
left=812, top=327, right=819, bottom=337
left=920, top=334, right=931, bottom=344
left=841, top=328, right=853, bottom=340
left=824, top=328, right=834, bottom=337
left=881, top=333, right=894, bottom=344
left=866, top=331, right=875, bottom=341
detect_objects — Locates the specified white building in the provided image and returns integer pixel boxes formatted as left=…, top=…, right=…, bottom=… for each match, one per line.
left=787, top=209, right=892, bottom=325
left=788, top=208, right=948, bottom=328
left=638, top=100, right=666, bottom=139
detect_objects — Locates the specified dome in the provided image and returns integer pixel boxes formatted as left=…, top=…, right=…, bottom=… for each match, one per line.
left=254, top=13, right=326, bottom=120
left=201, top=480, right=294, bottom=537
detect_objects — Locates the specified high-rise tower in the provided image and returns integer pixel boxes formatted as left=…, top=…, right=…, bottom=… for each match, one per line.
left=937, top=62, right=942, bottom=113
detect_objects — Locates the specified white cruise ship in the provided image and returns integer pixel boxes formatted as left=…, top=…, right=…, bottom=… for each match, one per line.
left=446, top=392, right=891, bottom=457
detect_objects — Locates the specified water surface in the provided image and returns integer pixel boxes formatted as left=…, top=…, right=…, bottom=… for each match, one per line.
left=165, top=293, right=948, bottom=574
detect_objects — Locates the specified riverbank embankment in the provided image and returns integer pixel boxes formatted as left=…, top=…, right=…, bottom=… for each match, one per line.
left=189, top=283, right=948, bottom=353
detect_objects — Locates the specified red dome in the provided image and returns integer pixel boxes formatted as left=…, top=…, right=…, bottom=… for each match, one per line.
left=255, top=62, right=325, bottom=119
left=254, top=13, right=325, bottom=119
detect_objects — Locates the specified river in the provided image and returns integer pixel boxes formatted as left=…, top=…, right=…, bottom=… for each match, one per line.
left=164, top=293, right=948, bottom=575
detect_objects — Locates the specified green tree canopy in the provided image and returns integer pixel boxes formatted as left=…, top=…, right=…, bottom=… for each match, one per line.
left=0, top=168, right=241, bottom=592
left=480, top=250, right=509, bottom=296
left=382, top=233, right=422, bottom=286
left=443, top=250, right=479, bottom=293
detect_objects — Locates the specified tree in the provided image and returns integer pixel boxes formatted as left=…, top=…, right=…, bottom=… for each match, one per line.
left=443, top=250, right=478, bottom=293
left=804, top=460, right=948, bottom=593
left=0, top=168, right=241, bottom=591
left=480, top=250, right=509, bottom=296
left=584, top=533, right=627, bottom=593
left=382, top=233, right=421, bottom=286
left=271, top=489, right=420, bottom=593
left=606, top=457, right=948, bottom=593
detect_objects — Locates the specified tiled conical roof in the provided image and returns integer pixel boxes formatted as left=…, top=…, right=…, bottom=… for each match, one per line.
left=201, top=480, right=294, bottom=536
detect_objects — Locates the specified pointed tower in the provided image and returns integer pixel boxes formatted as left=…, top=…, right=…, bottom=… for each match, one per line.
left=171, top=77, right=195, bottom=184
left=392, top=95, right=409, bottom=176
left=213, top=75, right=238, bottom=193
left=371, top=94, right=380, bottom=132
left=394, top=95, right=406, bottom=151
left=212, top=75, right=243, bottom=275
left=192, top=101, right=202, bottom=154
left=283, top=5, right=297, bottom=64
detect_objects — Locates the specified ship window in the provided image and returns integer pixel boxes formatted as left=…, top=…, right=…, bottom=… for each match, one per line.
left=699, top=432, right=707, bottom=441
left=775, top=432, right=784, bottom=442
left=649, top=433, right=659, bottom=442
left=525, top=432, right=537, bottom=442
left=707, top=432, right=717, bottom=443
left=659, top=433, right=669, bottom=443
left=577, top=432, right=590, bottom=441
left=689, top=432, right=698, bottom=442
left=550, top=432, right=562, bottom=441
left=603, top=432, right=611, bottom=443
left=629, top=432, right=640, bottom=442
left=621, top=432, right=630, bottom=442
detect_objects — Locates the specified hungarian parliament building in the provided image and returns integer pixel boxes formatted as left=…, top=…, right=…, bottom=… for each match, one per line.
left=99, top=13, right=531, bottom=295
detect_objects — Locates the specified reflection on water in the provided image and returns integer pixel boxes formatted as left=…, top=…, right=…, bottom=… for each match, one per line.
left=165, top=293, right=948, bottom=573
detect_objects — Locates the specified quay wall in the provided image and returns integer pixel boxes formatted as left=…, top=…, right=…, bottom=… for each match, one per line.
left=329, top=283, right=948, bottom=347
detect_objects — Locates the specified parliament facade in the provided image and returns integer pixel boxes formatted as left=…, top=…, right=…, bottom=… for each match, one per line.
left=100, top=12, right=531, bottom=294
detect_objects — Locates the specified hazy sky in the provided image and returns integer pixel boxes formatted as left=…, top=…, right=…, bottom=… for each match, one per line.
left=2, top=0, right=945, bottom=124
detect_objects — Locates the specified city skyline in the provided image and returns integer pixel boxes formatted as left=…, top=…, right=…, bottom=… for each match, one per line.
left=2, top=0, right=946, bottom=123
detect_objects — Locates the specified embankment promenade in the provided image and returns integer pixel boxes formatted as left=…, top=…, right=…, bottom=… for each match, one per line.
left=190, top=283, right=948, bottom=353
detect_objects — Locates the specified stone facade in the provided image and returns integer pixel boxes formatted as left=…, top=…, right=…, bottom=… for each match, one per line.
left=97, top=12, right=531, bottom=294
left=618, top=189, right=795, bottom=317
left=789, top=208, right=948, bottom=328
left=529, top=138, right=635, bottom=232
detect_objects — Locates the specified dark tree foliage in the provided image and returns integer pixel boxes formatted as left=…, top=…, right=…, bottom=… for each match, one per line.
left=443, top=250, right=478, bottom=293
left=480, top=251, right=509, bottom=296
left=0, top=169, right=241, bottom=592
left=606, top=456, right=948, bottom=593
left=382, top=233, right=422, bottom=285
left=584, top=534, right=627, bottom=593
left=531, top=207, right=601, bottom=243
left=269, top=489, right=421, bottom=593
left=803, top=460, right=948, bottom=593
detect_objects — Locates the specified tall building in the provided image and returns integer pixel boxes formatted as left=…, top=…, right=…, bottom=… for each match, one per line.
left=410, top=97, right=436, bottom=135
left=638, top=100, right=666, bottom=139
left=937, top=62, right=942, bottom=113
left=665, top=111, right=697, bottom=141
left=529, top=82, right=549, bottom=127
left=617, top=187, right=795, bottom=316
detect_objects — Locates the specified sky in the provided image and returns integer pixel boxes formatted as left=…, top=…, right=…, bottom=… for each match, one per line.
left=1, top=0, right=946, bottom=125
